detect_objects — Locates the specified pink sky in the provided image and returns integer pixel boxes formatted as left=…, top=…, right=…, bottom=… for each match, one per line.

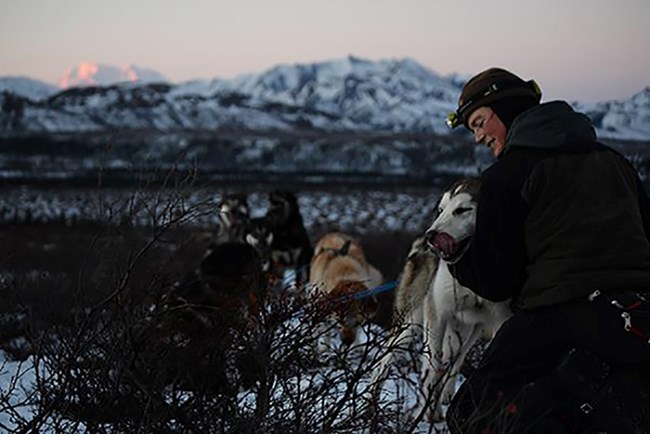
left=1, top=0, right=648, bottom=103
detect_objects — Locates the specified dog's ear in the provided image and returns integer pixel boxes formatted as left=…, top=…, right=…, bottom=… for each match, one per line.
left=338, top=240, right=351, bottom=256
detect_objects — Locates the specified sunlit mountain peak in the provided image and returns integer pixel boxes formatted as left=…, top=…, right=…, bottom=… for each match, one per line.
left=58, top=62, right=167, bottom=89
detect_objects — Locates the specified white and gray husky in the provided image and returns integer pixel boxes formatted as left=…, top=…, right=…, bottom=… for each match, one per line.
left=367, top=178, right=512, bottom=422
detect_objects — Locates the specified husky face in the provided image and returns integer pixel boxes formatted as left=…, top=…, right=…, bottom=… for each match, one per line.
left=218, top=194, right=250, bottom=228
left=244, top=218, right=274, bottom=272
left=425, top=179, right=480, bottom=264
left=265, top=190, right=297, bottom=227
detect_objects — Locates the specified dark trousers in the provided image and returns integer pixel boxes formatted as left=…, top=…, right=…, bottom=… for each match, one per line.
left=447, top=291, right=650, bottom=434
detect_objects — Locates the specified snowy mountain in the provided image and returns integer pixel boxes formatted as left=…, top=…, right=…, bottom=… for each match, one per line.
left=574, top=87, right=650, bottom=141
left=167, top=56, right=462, bottom=134
left=0, top=56, right=648, bottom=141
left=58, top=62, right=168, bottom=89
left=0, top=56, right=461, bottom=136
left=0, top=76, right=59, bottom=101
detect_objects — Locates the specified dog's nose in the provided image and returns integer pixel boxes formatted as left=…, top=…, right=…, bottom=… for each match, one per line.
left=425, top=230, right=438, bottom=251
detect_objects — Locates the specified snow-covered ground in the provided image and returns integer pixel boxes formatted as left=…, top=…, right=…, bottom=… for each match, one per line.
left=0, top=186, right=441, bottom=235
left=0, top=184, right=458, bottom=432
left=0, top=352, right=90, bottom=432
left=0, top=319, right=455, bottom=433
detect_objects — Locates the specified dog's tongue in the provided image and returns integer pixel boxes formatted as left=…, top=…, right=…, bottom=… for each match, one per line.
left=432, top=232, right=457, bottom=257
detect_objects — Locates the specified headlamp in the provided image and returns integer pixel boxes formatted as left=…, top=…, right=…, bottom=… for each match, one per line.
left=445, top=112, right=461, bottom=129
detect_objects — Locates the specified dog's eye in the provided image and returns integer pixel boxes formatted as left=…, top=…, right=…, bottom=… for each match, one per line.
left=453, top=207, right=472, bottom=216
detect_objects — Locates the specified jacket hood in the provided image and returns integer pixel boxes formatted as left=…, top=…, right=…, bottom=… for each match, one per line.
left=504, top=101, right=597, bottom=155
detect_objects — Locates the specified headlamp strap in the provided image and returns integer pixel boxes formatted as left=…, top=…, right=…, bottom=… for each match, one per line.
left=457, top=79, right=541, bottom=118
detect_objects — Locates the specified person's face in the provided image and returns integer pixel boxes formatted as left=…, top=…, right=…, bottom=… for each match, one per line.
left=467, top=106, right=508, bottom=158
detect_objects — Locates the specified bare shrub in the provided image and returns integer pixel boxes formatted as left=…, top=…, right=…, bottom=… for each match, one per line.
left=0, top=170, right=459, bottom=433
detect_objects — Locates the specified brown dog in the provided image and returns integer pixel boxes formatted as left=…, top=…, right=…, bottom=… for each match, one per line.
left=309, top=232, right=383, bottom=350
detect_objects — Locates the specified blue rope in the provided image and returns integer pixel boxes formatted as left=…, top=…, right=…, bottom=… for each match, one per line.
left=290, top=279, right=399, bottom=318
left=286, top=262, right=399, bottom=303
left=340, top=280, right=399, bottom=301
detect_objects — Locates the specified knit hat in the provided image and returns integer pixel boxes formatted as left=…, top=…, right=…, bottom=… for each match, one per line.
left=446, top=68, right=542, bottom=129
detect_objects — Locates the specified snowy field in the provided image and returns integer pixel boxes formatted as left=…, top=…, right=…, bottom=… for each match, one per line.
left=0, top=184, right=442, bottom=235
left=0, top=183, right=463, bottom=433
left=0, top=312, right=456, bottom=433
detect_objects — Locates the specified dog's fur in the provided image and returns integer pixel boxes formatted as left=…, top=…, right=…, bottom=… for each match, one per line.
left=157, top=241, right=266, bottom=394
left=368, top=178, right=512, bottom=422
left=265, top=190, right=313, bottom=280
left=309, top=232, right=383, bottom=349
left=168, top=242, right=265, bottom=329
left=214, top=193, right=251, bottom=244
left=244, top=217, right=275, bottom=274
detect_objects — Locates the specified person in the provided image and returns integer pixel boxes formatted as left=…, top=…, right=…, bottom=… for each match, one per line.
left=442, top=67, right=650, bottom=433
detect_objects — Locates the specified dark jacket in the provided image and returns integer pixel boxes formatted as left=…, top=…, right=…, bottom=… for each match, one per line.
left=453, top=101, right=650, bottom=310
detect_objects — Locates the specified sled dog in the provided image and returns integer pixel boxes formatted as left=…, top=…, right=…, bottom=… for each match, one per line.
left=264, top=190, right=313, bottom=277
left=309, top=232, right=383, bottom=350
left=214, top=193, right=251, bottom=244
left=368, top=178, right=512, bottom=421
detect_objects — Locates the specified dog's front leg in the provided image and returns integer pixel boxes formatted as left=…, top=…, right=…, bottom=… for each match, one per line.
left=438, top=322, right=482, bottom=412
left=366, top=309, right=419, bottom=403
left=417, top=295, right=449, bottom=422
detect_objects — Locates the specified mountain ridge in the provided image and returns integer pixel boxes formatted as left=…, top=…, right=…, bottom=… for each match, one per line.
left=1, top=57, right=648, bottom=141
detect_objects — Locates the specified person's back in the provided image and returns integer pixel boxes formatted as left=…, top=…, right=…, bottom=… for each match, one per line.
left=523, top=147, right=650, bottom=304
left=481, top=100, right=650, bottom=309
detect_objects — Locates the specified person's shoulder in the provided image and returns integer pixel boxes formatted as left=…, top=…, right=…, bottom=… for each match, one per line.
left=482, top=149, right=530, bottom=177
left=481, top=148, right=548, bottom=187
left=480, top=159, right=516, bottom=191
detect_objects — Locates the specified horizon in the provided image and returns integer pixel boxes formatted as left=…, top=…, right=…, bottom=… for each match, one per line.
left=1, top=0, right=649, bottom=103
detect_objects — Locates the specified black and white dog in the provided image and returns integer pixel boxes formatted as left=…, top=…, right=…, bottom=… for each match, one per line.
left=264, top=190, right=314, bottom=281
left=244, top=217, right=275, bottom=274
left=214, top=193, right=251, bottom=244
